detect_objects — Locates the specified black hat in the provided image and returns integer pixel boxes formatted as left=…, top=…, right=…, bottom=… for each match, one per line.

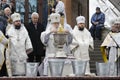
left=59, top=12, right=64, bottom=17
left=96, top=7, right=100, bottom=10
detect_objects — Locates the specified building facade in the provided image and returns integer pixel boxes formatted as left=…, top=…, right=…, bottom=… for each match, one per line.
left=10, top=0, right=89, bottom=28
left=62, top=0, right=89, bottom=28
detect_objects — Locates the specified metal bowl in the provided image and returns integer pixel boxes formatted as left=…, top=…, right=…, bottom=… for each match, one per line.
left=53, top=33, right=67, bottom=48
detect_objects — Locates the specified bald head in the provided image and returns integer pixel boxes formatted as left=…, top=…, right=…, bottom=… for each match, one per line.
left=31, top=12, right=39, bottom=24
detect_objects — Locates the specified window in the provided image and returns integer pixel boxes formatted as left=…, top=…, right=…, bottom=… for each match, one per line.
left=28, top=0, right=37, bottom=22
left=15, top=0, right=25, bottom=23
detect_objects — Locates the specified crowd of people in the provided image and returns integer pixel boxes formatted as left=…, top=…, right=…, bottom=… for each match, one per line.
left=0, top=0, right=120, bottom=77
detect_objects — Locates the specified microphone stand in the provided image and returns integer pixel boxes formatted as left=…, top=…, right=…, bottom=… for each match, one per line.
left=109, top=33, right=120, bottom=76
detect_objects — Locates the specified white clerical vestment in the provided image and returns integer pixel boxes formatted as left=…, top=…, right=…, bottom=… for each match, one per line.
left=0, top=31, right=8, bottom=70
left=40, top=24, right=73, bottom=76
left=70, top=26, right=94, bottom=75
left=6, top=24, right=33, bottom=75
left=101, top=32, right=120, bottom=62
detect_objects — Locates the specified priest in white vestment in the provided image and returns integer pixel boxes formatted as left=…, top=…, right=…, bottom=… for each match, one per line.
left=6, top=13, right=33, bottom=76
left=70, top=16, right=94, bottom=75
left=101, top=22, right=120, bottom=62
left=40, top=13, right=73, bottom=76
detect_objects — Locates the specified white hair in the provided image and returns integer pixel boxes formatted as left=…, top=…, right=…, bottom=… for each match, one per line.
left=31, top=12, right=39, bottom=18
left=4, top=7, right=11, bottom=12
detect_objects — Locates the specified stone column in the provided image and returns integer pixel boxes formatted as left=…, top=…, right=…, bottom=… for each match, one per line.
left=62, top=0, right=72, bottom=27
left=62, top=0, right=89, bottom=28
left=38, top=0, right=43, bottom=23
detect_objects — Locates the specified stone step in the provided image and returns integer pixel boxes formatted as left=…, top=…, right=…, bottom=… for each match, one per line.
left=94, top=45, right=101, bottom=48
left=90, top=62, right=104, bottom=67
left=90, top=51, right=102, bottom=54
left=90, top=52, right=102, bottom=54
left=89, top=40, right=105, bottom=73
left=94, top=43, right=102, bottom=46
left=90, top=56, right=102, bottom=58
left=90, top=54, right=103, bottom=57
left=90, top=68, right=96, bottom=73
left=94, top=40, right=103, bottom=42
left=94, top=48, right=101, bottom=50
left=90, top=54, right=102, bottom=56
left=90, top=58, right=103, bottom=60
left=90, top=53, right=102, bottom=56
left=94, top=42, right=102, bottom=45
left=90, top=61, right=104, bottom=64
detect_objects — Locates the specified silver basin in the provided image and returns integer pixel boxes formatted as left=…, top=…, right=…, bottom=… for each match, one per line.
left=26, top=62, right=39, bottom=77
left=48, top=58, right=65, bottom=77
left=96, top=62, right=117, bottom=77
left=71, top=60, right=87, bottom=76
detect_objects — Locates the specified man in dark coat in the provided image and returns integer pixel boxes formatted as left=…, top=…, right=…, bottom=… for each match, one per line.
left=0, top=11, right=7, bottom=34
left=26, top=12, right=45, bottom=63
left=89, top=7, right=105, bottom=40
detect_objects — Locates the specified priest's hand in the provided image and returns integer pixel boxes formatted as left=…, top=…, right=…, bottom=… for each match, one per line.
left=64, top=30, right=70, bottom=33
left=51, top=27, right=58, bottom=33
left=51, top=29, right=57, bottom=33
left=93, top=22, right=99, bottom=25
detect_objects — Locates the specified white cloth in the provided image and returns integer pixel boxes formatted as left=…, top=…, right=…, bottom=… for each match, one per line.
left=70, top=26, right=94, bottom=74
left=101, top=32, right=120, bottom=62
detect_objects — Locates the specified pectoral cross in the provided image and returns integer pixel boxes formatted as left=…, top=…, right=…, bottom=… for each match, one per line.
left=17, top=35, right=20, bottom=41
left=16, top=30, right=20, bottom=41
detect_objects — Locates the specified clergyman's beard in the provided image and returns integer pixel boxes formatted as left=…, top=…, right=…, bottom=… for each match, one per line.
left=15, top=25, right=21, bottom=30
left=79, top=27, right=84, bottom=31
